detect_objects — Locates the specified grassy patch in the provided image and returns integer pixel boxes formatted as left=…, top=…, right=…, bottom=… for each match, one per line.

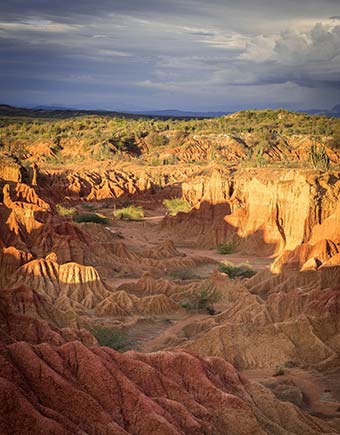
left=56, top=203, right=76, bottom=217
left=113, top=205, right=144, bottom=221
left=218, top=261, right=256, bottom=279
left=91, top=326, right=129, bottom=351
left=180, top=288, right=222, bottom=314
left=74, top=212, right=108, bottom=224
left=163, top=198, right=192, bottom=216
left=217, top=242, right=235, bottom=255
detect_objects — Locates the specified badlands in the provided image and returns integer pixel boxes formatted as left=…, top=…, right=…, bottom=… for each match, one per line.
left=0, top=108, right=340, bottom=434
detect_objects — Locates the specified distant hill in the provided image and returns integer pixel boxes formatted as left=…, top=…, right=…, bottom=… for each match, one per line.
left=0, top=105, right=144, bottom=120
left=0, top=105, right=225, bottom=120
left=32, top=105, right=80, bottom=111
left=1, top=104, right=340, bottom=120
left=129, top=109, right=230, bottom=118
left=300, top=104, right=340, bottom=118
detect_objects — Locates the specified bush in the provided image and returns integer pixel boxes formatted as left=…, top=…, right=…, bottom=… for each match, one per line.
left=218, top=261, right=256, bottom=279
left=163, top=198, right=192, bottom=216
left=309, top=142, right=330, bottom=170
left=181, top=288, right=221, bottom=313
left=113, top=205, right=144, bottom=221
left=56, top=204, right=76, bottom=217
left=92, top=326, right=129, bottom=351
left=217, top=242, right=235, bottom=255
left=74, top=213, right=108, bottom=224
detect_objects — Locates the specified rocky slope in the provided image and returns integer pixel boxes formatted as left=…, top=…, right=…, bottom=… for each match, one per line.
left=1, top=331, right=339, bottom=435
left=154, top=269, right=340, bottom=372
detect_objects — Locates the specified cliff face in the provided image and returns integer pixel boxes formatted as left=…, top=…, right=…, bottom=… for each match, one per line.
left=166, top=168, right=340, bottom=260
left=14, top=161, right=338, bottom=263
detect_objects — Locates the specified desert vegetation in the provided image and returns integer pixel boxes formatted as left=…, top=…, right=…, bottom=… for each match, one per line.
left=113, top=205, right=144, bottom=221
left=1, top=107, right=340, bottom=170
left=180, top=288, right=222, bottom=313
left=163, top=198, right=192, bottom=216
left=56, top=203, right=77, bottom=217
left=218, top=261, right=256, bottom=279
left=91, top=326, right=130, bottom=351
left=74, top=212, right=109, bottom=224
left=217, top=242, right=236, bottom=254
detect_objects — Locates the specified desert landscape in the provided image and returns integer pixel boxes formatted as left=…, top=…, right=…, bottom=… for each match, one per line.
left=0, top=105, right=340, bottom=434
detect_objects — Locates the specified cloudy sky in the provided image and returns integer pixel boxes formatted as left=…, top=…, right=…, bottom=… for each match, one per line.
left=1, top=0, right=340, bottom=111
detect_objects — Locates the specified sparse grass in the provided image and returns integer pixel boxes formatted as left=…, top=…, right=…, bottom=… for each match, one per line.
left=91, top=326, right=129, bottom=351
left=163, top=198, right=192, bottom=216
left=74, top=212, right=108, bottom=224
left=168, top=268, right=200, bottom=280
left=113, top=205, right=144, bottom=221
left=56, top=203, right=76, bottom=217
left=217, top=242, right=235, bottom=255
left=218, top=261, right=256, bottom=279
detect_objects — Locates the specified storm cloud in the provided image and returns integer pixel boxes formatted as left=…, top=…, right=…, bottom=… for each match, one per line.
left=0, top=0, right=339, bottom=111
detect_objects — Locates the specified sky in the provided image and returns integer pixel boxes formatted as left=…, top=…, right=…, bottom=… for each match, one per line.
left=0, top=0, right=340, bottom=112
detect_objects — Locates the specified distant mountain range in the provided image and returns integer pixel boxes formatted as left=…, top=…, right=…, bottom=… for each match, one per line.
left=31, top=106, right=230, bottom=118
left=127, top=109, right=230, bottom=118
left=300, top=104, right=340, bottom=118
left=0, top=105, right=229, bottom=119
left=0, top=104, right=339, bottom=119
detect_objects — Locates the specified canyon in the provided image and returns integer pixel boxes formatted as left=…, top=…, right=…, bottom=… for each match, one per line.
left=1, top=110, right=340, bottom=434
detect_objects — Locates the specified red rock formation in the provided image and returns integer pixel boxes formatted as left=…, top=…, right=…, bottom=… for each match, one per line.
left=0, top=340, right=338, bottom=435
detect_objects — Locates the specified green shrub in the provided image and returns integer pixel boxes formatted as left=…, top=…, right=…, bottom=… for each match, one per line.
left=163, top=198, right=192, bottom=216
left=218, top=261, right=256, bottom=279
left=113, top=205, right=144, bottom=221
left=92, top=326, right=129, bottom=351
left=181, top=288, right=222, bottom=313
left=217, top=242, right=235, bottom=255
left=309, top=142, right=330, bottom=170
left=56, top=203, right=76, bottom=217
left=74, top=212, right=108, bottom=224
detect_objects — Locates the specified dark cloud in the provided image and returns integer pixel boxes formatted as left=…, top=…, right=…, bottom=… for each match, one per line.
left=0, top=0, right=339, bottom=110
